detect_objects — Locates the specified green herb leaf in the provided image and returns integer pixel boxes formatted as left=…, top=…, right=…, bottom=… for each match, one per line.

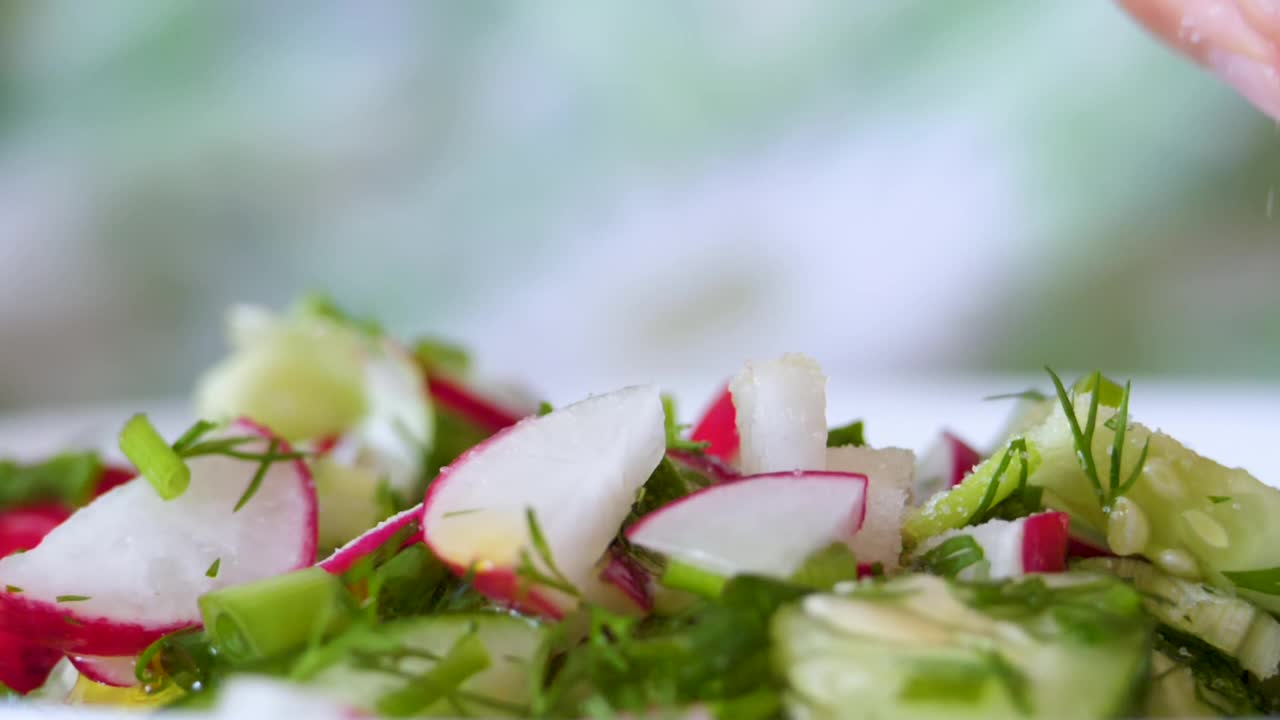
left=0, top=452, right=102, bottom=509
left=4, top=585, right=21, bottom=593
left=515, top=509, right=580, bottom=598
left=536, top=401, right=554, bottom=417
left=232, top=439, right=280, bottom=512
left=1072, top=372, right=1126, bottom=408
left=1222, top=567, right=1280, bottom=595
left=171, top=420, right=219, bottom=455
left=56, top=594, right=90, bottom=603
left=790, top=542, right=860, bottom=590
left=297, top=293, right=383, bottom=337
left=375, top=626, right=491, bottom=717
left=983, top=389, right=1049, bottom=402
left=119, top=413, right=191, bottom=501
left=1208, top=496, right=1233, bottom=505
left=662, top=395, right=710, bottom=453
left=918, top=535, right=986, bottom=577
left=826, top=420, right=866, bottom=448
left=412, top=336, right=471, bottom=377
left=205, top=558, right=221, bottom=578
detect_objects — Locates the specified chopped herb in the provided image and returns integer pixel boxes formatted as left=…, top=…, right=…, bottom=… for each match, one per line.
left=206, top=558, right=221, bottom=578
left=0, top=452, right=102, bottom=509
left=1209, top=496, right=1232, bottom=505
left=119, top=413, right=191, bottom=501
left=298, top=293, right=383, bottom=337
left=1221, top=567, right=1280, bottom=595
left=171, top=420, right=219, bottom=455
left=1046, top=367, right=1148, bottom=512
left=536, top=402, right=554, bottom=417
left=4, top=585, right=20, bottom=593
left=918, top=535, right=986, bottom=578
left=55, top=594, right=90, bottom=603
left=983, top=389, right=1049, bottom=402
left=412, top=336, right=471, bottom=376
left=661, top=395, right=710, bottom=453
left=442, top=508, right=483, bottom=518
left=515, top=509, right=580, bottom=598
left=826, top=420, right=866, bottom=448
left=62, top=615, right=83, bottom=626
left=660, top=560, right=727, bottom=599
left=790, top=542, right=861, bottom=590
left=966, top=438, right=1029, bottom=525
left=232, top=439, right=280, bottom=512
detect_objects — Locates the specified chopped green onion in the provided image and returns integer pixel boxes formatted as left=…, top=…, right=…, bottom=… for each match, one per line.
left=205, top=558, right=221, bottom=578
left=826, top=420, right=866, bottom=448
left=170, top=420, right=219, bottom=455
left=660, top=560, right=727, bottom=599
left=662, top=395, right=710, bottom=453
left=375, top=627, right=491, bottom=716
left=536, top=401, right=554, bottom=417
left=199, top=566, right=352, bottom=663
left=118, top=414, right=190, bottom=501
left=55, top=594, right=90, bottom=603
left=1222, top=567, right=1280, bottom=595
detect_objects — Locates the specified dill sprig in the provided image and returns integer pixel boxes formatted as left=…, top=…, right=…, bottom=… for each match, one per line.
left=662, top=395, right=710, bottom=453
left=515, top=509, right=581, bottom=599
left=967, top=438, right=1030, bottom=525
left=1045, top=368, right=1149, bottom=513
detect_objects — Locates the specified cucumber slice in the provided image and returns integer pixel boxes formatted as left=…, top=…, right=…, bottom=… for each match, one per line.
left=306, top=613, right=543, bottom=716
left=1143, top=650, right=1233, bottom=718
left=1079, top=557, right=1280, bottom=680
left=1020, top=397, right=1280, bottom=607
left=773, top=573, right=1151, bottom=720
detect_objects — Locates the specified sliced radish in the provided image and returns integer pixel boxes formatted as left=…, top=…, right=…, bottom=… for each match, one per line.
left=0, top=631, right=62, bottom=694
left=0, top=504, right=71, bottom=558
left=95, top=465, right=136, bottom=496
left=599, top=550, right=653, bottom=613
left=67, top=653, right=137, bottom=688
left=665, top=449, right=739, bottom=485
left=427, top=375, right=524, bottom=433
left=626, top=471, right=867, bottom=579
left=0, top=420, right=317, bottom=655
left=422, top=386, right=665, bottom=617
left=318, top=503, right=423, bottom=575
left=916, top=511, right=1070, bottom=579
left=913, top=431, right=982, bottom=504
left=688, top=385, right=739, bottom=462
left=826, top=446, right=913, bottom=570
left=729, top=354, right=828, bottom=476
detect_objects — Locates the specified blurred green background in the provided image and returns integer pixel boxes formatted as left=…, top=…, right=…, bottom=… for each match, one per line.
left=0, top=1, right=1277, bottom=410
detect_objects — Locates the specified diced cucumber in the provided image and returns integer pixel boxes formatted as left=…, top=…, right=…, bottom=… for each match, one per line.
left=773, top=573, right=1151, bottom=720
left=903, top=441, right=1040, bottom=547
left=306, top=613, right=544, bottom=717
left=1080, top=557, right=1280, bottom=680
left=1021, top=397, right=1280, bottom=608
left=1143, top=650, right=1233, bottom=718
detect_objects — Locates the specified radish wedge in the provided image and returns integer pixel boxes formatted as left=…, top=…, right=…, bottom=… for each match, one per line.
left=729, top=354, right=828, bottom=475
left=688, top=385, right=739, bottom=462
left=318, top=503, right=423, bottom=575
left=422, top=385, right=665, bottom=617
left=0, top=420, right=317, bottom=655
left=0, top=631, right=62, bottom=694
left=826, top=446, right=913, bottom=570
left=916, top=511, right=1070, bottom=579
left=427, top=375, right=524, bottom=433
left=913, top=431, right=981, bottom=504
left=67, top=654, right=137, bottom=688
left=626, top=471, right=867, bottom=579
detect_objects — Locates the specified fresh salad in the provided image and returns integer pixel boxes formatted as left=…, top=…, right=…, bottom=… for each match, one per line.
left=2, top=296, right=1279, bottom=719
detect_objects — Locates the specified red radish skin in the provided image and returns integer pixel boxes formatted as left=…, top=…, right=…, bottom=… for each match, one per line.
left=1021, top=512, right=1071, bottom=573
left=688, top=385, right=739, bottom=462
left=68, top=654, right=138, bottom=688
left=665, top=449, right=739, bottom=485
left=600, top=551, right=653, bottom=613
left=626, top=471, right=867, bottom=579
left=95, top=466, right=136, bottom=496
left=318, top=503, right=423, bottom=575
left=426, top=376, right=524, bottom=433
left=0, top=630, right=62, bottom=694
left=0, top=419, right=317, bottom=656
left=1068, top=536, right=1114, bottom=559
left=0, top=505, right=70, bottom=557
left=942, top=432, right=981, bottom=487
